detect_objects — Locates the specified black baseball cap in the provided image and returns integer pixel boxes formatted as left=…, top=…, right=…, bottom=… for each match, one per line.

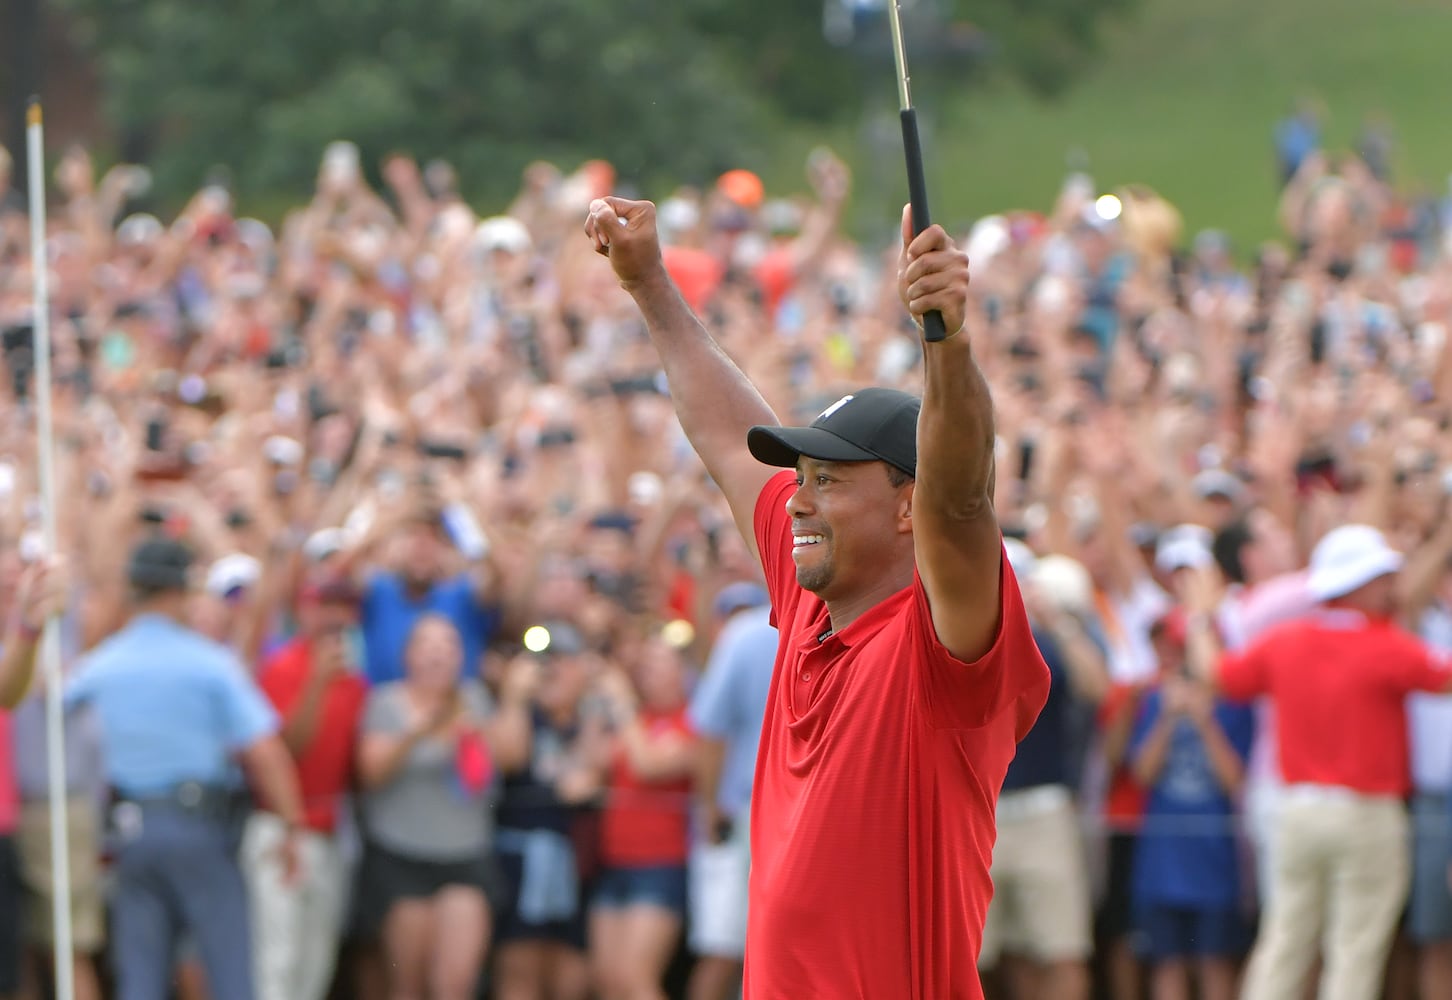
left=747, top=388, right=920, bottom=478
left=127, top=537, right=195, bottom=591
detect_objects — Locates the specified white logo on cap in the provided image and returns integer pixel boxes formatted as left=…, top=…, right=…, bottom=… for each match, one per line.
left=818, top=394, right=854, bottom=421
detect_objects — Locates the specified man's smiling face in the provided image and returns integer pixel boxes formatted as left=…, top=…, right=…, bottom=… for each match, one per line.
left=787, top=457, right=913, bottom=601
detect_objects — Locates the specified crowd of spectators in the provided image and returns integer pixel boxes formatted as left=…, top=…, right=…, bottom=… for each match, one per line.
left=0, top=119, right=1449, bottom=1000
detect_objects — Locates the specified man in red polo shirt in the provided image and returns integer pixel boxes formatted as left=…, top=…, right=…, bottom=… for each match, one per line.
left=1184, top=524, right=1452, bottom=1000
left=241, top=574, right=367, bottom=1000
left=585, top=198, right=1049, bottom=998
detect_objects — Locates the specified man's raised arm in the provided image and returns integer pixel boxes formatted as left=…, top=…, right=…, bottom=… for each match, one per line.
left=898, top=209, right=1003, bottom=662
left=585, top=198, right=779, bottom=556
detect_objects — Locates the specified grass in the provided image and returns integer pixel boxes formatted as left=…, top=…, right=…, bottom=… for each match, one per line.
left=763, top=0, right=1452, bottom=252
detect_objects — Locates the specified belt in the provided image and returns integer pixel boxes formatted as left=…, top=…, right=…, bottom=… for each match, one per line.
left=112, top=781, right=243, bottom=822
left=1281, top=783, right=1403, bottom=807
left=996, top=784, right=1072, bottom=824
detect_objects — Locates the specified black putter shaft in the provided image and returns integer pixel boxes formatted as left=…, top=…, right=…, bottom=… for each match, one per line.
left=887, top=0, right=947, bottom=342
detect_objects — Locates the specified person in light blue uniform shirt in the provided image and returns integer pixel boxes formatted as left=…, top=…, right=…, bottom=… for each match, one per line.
left=684, top=583, right=777, bottom=1000
left=65, top=537, right=306, bottom=1000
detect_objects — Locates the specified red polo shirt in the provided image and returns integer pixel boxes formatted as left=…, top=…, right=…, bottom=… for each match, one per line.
left=257, top=638, right=367, bottom=833
left=745, top=471, right=1049, bottom=1000
left=1218, top=610, right=1452, bottom=796
left=600, top=707, right=694, bottom=868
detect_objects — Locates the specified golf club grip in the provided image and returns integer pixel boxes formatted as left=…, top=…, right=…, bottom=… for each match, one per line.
left=900, top=108, right=947, bottom=343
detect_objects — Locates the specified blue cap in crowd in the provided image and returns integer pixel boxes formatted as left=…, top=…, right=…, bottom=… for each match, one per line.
left=714, top=582, right=769, bottom=618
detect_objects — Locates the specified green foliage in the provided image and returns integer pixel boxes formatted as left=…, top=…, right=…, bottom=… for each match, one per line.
left=954, top=0, right=1138, bottom=97
left=59, top=0, right=1129, bottom=211
left=61, top=0, right=766, bottom=204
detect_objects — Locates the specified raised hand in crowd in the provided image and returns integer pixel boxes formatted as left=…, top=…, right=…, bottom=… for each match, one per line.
left=0, top=554, right=68, bottom=706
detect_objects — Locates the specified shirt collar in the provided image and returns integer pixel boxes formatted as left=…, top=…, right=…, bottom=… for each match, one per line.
left=793, top=584, right=913, bottom=652
left=1313, top=607, right=1372, bottom=630
left=128, top=612, right=182, bottom=632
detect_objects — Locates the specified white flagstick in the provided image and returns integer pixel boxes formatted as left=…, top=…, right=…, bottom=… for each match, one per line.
left=27, top=98, right=77, bottom=1000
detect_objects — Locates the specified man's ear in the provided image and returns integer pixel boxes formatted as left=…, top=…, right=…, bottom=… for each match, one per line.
left=898, top=483, right=915, bottom=534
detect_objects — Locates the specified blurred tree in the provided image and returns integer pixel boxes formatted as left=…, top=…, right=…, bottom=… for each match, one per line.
left=59, top=0, right=770, bottom=205
left=58, top=0, right=1131, bottom=207
left=960, top=0, right=1139, bottom=97
left=702, top=0, right=1135, bottom=115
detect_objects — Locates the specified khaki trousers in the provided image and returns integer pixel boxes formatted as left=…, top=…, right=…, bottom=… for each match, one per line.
left=1240, top=789, right=1410, bottom=1000
left=240, top=811, right=350, bottom=1000
left=980, top=785, right=1093, bottom=966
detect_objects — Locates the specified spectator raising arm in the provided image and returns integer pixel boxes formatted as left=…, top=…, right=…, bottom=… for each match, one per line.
left=485, top=654, right=539, bottom=774
left=899, top=208, right=1003, bottom=662
left=598, top=668, right=697, bottom=782
left=1178, top=565, right=1229, bottom=689
left=277, top=629, right=349, bottom=756
left=1399, top=502, right=1452, bottom=619
left=1131, top=680, right=1184, bottom=787
left=585, top=197, right=779, bottom=555
left=1132, top=677, right=1246, bottom=797
left=0, top=556, right=67, bottom=708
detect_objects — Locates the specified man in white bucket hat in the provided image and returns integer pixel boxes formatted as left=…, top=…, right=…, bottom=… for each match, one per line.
left=1182, top=524, right=1452, bottom=1000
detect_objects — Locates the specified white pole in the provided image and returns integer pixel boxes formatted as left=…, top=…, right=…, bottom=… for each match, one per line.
left=27, top=98, right=77, bottom=1000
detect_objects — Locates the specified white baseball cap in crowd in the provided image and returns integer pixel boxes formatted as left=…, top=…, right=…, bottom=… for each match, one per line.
left=303, top=527, right=346, bottom=563
left=1033, top=554, right=1095, bottom=616
left=761, top=199, right=804, bottom=237
left=117, top=213, right=164, bottom=246
left=263, top=435, right=304, bottom=466
left=473, top=216, right=532, bottom=255
left=659, top=196, right=699, bottom=229
left=1306, top=524, right=1404, bottom=601
left=1154, top=524, right=1215, bottom=575
left=206, top=553, right=262, bottom=599
left=966, top=215, right=1011, bottom=265
left=1191, top=468, right=1246, bottom=504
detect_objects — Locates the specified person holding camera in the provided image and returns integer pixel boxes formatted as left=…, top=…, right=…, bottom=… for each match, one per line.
left=587, top=631, right=698, bottom=1000
left=241, top=573, right=368, bottom=1000
left=491, top=623, right=599, bottom=1000
left=1129, top=611, right=1254, bottom=1000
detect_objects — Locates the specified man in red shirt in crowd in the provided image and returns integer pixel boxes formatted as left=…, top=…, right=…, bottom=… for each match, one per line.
left=1184, top=524, right=1452, bottom=1000
left=586, top=197, right=1049, bottom=998
left=240, top=574, right=368, bottom=1000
